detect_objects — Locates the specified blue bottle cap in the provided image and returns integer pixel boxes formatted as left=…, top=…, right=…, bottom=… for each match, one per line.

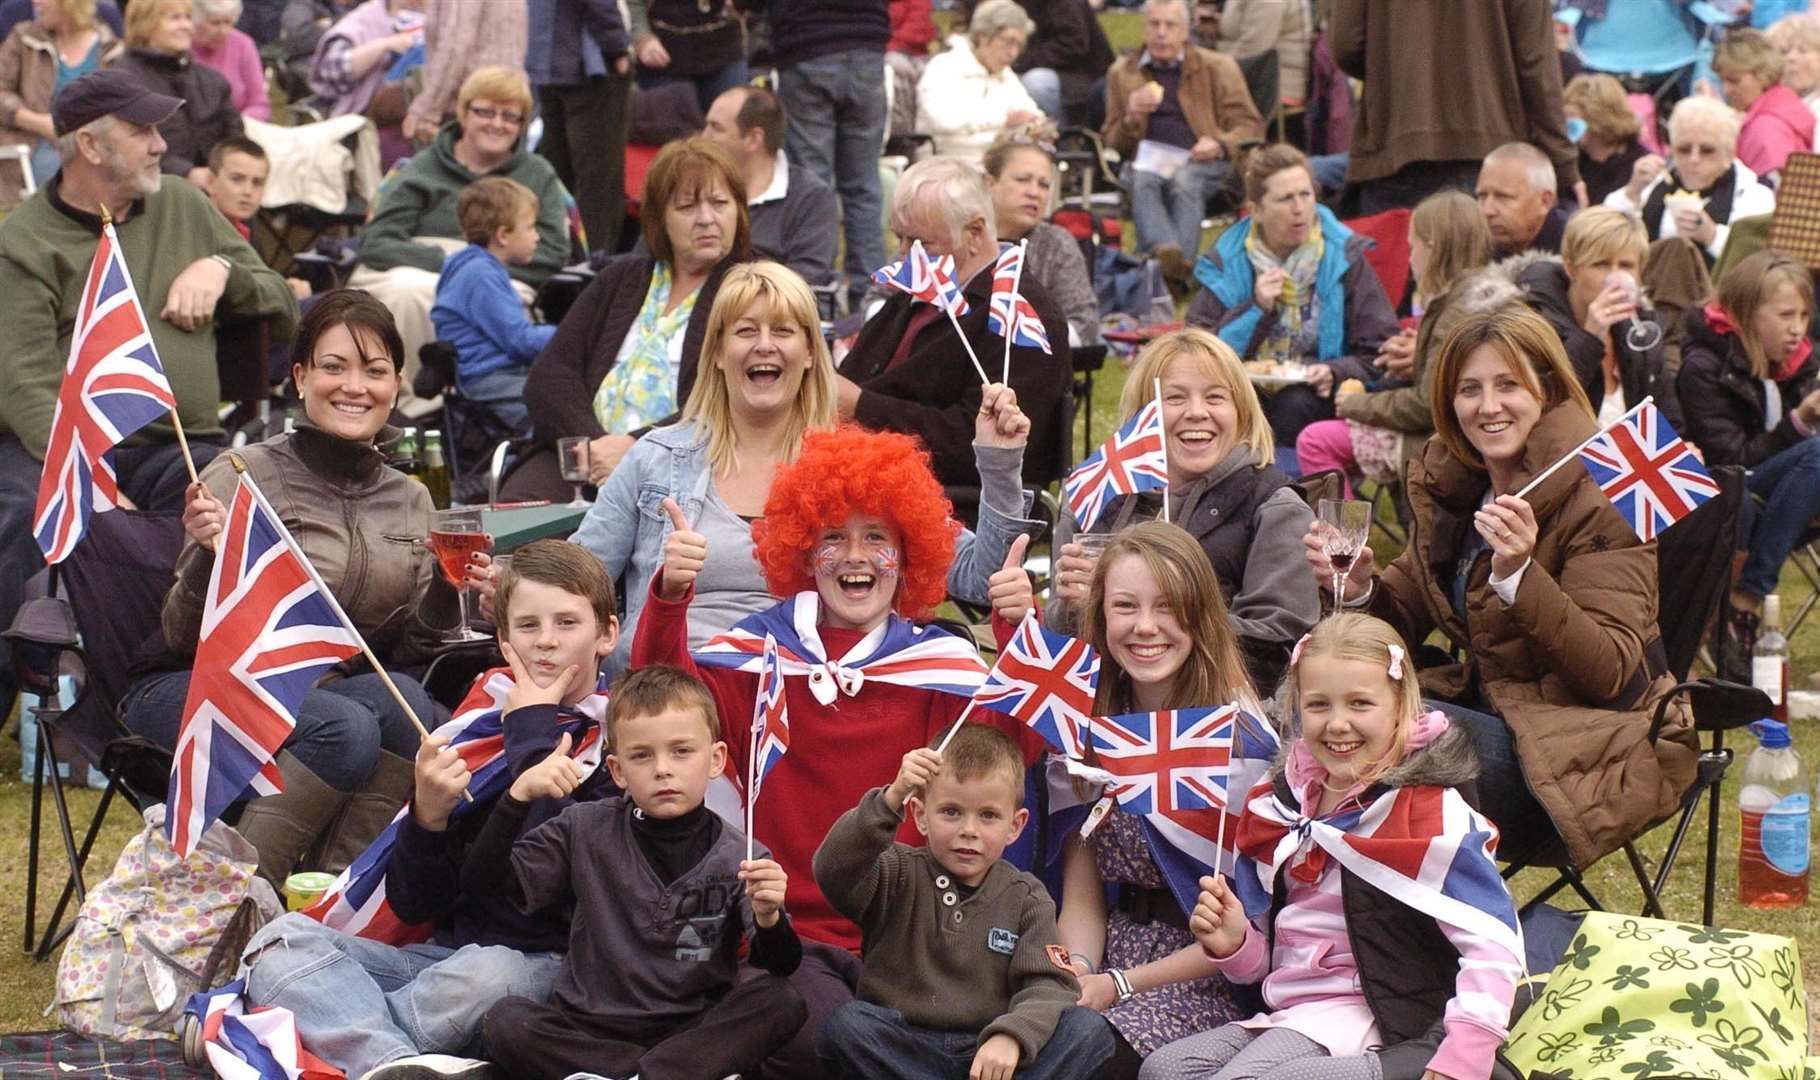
left=1749, top=719, right=1792, bottom=748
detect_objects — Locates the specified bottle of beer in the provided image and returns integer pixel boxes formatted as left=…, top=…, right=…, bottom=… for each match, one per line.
left=395, top=427, right=422, bottom=480
left=422, top=429, right=452, bottom=509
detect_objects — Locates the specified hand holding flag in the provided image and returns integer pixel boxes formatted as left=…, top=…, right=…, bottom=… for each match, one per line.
left=746, top=633, right=791, bottom=858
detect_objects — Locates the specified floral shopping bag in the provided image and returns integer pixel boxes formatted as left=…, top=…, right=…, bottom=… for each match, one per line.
left=1504, top=912, right=1809, bottom=1080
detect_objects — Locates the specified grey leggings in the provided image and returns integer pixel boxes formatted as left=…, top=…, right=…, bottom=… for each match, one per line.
left=1139, top=1026, right=1385, bottom=1080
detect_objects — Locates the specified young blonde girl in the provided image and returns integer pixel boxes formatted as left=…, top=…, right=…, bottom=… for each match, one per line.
left=1143, top=613, right=1522, bottom=1080
left=1055, top=521, right=1269, bottom=1080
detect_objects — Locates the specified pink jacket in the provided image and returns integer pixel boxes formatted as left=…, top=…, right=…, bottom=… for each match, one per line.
left=193, top=27, right=270, bottom=121
left=1737, top=83, right=1814, bottom=179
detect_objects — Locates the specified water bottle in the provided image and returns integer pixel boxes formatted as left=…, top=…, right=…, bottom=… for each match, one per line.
left=1737, top=719, right=1809, bottom=908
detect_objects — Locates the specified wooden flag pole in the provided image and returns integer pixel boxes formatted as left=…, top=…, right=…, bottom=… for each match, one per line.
left=933, top=698, right=979, bottom=754
left=746, top=716, right=760, bottom=862
left=1213, top=703, right=1237, bottom=867
left=99, top=204, right=198, bottom=485
left=1154, top=377, right=1170, bottom=525
left=1000, top=239, right=1027, bottom=385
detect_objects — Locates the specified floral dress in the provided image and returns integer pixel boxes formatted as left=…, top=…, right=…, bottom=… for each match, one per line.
left=1091, top=807, right=1249, bottom=1056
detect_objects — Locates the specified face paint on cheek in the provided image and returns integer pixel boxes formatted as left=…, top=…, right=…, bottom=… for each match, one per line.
left=870, top=545, right=901, bottom=580
left=813, top=544, right=841, bottom=578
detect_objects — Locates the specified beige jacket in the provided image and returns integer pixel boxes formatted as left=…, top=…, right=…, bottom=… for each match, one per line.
left=1215, top=0, right=1311, bottom=105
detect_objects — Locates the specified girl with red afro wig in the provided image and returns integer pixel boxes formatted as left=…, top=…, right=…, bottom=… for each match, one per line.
left=750, top=425, right=959, bottom=619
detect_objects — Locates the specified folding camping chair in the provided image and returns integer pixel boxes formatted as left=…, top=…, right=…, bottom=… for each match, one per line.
left=4, top=511, right=185, bottom=959
left=1502, top=465, right=1765, bottom=925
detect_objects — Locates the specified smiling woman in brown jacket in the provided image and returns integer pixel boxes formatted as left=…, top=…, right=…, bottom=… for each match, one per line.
left=122, top=291, right=461, bottom=886
left=1305, top=305, right=1695, bottom=869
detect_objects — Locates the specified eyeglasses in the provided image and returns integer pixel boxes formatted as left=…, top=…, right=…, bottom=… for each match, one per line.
left=466, top=105, right=526, bottom=125
left=1673, top=142, right=1721, bottom=157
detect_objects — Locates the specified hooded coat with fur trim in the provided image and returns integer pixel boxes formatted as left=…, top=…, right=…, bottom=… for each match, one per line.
left=1367, top=402, right=1696, bottom=868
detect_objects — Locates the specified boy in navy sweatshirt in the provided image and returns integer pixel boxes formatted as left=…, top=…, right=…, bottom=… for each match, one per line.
left=430, top=176, right=558, bottom=437
left=473, top=665, right=807, bottom=1079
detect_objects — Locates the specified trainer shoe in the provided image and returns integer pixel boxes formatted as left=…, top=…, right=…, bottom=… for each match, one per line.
left=360, top=1055, right=497, bottom=1080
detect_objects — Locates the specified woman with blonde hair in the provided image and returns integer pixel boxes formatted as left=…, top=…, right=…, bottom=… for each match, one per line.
left=112, top=0, right=242, bottom=184
left=1767, top=14, right=1820, bottom=146
left=1296, top=189, right=1497, bottom=493
left=1055, top=520, right=1266, bottom=1079
left=0, top=0, right=121, bottom=205
left=1562, top=73, right=1648, bottom=205
left=1050, top=327, right=1317, bottom=689
left=1303, top=304, right=1696, bottom=871
left=1677, top=250, right=1820, bottom=669
left=575, top=260, right=1039, bottom=675
left=1714, top=27, right=1814, bottom=180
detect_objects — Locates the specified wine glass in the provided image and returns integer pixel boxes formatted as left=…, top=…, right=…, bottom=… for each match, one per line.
left=557, top=436, right=591, bottom=507
left=430, top=507, right=493, bottom=642
left=1605, top=270, right=1664, bottom=353
left=1317, top=498, right=1370, bottom=611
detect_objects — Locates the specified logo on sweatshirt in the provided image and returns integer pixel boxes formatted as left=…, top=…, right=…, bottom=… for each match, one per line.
left=987, top=927, right=1018, bottom=955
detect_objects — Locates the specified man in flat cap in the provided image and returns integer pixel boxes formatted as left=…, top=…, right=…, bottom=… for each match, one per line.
left=0, top=69, right=298, bottom=716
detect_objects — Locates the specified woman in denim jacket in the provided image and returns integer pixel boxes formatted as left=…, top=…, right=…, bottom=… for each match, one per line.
left=574, top=261, right=1043, bottom=677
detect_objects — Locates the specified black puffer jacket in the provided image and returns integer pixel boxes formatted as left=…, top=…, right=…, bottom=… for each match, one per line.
left=1675, top=305, right=1819, bottom=468
left=111, top=48, right=244, bottom=176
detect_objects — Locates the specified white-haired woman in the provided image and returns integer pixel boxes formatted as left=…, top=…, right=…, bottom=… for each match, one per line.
left=915, top=0, right=1048, bottom=162
left=1604, top=94, right=1776, bottom=261
left=191, top=0, right=269, bottom=119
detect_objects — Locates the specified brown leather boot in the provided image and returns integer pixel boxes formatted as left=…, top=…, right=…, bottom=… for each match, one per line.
left=232, top=751, right=350, bottom=886
left=312, top=750, right=417, bottom=875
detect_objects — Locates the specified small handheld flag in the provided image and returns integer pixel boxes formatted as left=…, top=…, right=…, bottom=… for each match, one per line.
left=1575, top=399, right=1719, bottom=542
left=987, top=241, right=1051, bottom=382
left=33, top=216, right=183, bottom=565
left=974, top=614, right=1098, bottom=758
left=1063, top=398, right=1169, bottom=531
left=746, top=633, right=790, bottom=859
left=870, top=240, right=991, bottom=385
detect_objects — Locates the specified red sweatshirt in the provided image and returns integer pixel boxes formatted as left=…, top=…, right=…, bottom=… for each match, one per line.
left=632, top=579, right=1039, bottom=952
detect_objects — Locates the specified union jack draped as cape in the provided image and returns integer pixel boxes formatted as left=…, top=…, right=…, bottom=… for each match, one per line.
left=1230, top=781, right=1522, bottom=967
left=1575, top=399, right=1719, bottom=542
left=182, top=980, right=339, bottom=1080
left=33, top=217, right=177, bottom=564
left=300, top=668, right=609, bottom=943
left=695, top=592, right=988, bottom=706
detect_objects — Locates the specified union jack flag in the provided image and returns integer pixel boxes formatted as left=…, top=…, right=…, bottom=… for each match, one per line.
left=697, top=592, right=988, bottom=703
left=1063, top=398, right=1168, bottom=531
left=975, top=614, right=1097, bottom=757
left=1576, top=400, right=1719, bottom=542
left=302, top=668, right=608, bottom=943
left=182, top=981, right=340, bottom=1080
left=1232, top=783, right=1522, bottom=971
left=987, top=242, right=1051, bottom=354
left=749, top=633, right=790, bottom=804
left=1088, top=705, right=1244, bottom=818
left=871, top=239, right=970, bottom=316
left=167, top=473, right=363, bottom=857
left=32, top=220, right=177, bottom=564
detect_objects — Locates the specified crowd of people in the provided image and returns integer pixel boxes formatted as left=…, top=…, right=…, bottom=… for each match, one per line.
left=0, top=0, right=1818, bottom=1078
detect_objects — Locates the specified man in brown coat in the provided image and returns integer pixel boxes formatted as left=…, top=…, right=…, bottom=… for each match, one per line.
left=1332, top=0, right=1582, bottom=216
left=1102, top=0, right=1262, bottom=278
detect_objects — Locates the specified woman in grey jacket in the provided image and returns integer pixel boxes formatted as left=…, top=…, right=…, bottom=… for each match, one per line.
left=574, top=262, right=1042, bottom=676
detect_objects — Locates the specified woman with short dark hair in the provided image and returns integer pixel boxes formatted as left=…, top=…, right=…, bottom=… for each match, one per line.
left=509, top=136, right=751, bottom=500
left=122, top=289, right=463, bottom=885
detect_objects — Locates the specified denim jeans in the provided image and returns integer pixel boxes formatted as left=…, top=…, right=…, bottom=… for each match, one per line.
left=636, top=57, right=751, bottom=115
left=778, top=48, right=887, bottom=281
left=459, top=366, right=532, bottom=439
left=1021, top=68, right=1064, bottom=121
left=1740, top=436, right=1820, bottom=599
left=819, top=1000, right=1114, bottom=1080
left=1125, top=159, right=1230, bottom=257
left=121, top=668, right=430, bottom=792
left=1426, top=697, right=1560, bottom=863
left=243, top=912, right=562, bottom=1076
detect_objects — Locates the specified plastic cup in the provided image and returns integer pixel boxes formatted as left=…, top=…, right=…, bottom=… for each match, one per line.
left=283, top=871, right=338, bottom=912
left=1076, top=532, right=1114, bottom=564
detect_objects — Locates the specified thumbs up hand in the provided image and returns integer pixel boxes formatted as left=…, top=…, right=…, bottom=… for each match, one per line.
left=986, top=533, right=1035, bottom=625
left=508, top=731, right=585, bottom=803
left=657, top=497, right=709, bottom=601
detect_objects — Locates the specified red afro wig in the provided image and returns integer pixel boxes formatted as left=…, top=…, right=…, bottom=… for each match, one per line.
left=752, top=424, right=959, bottom=619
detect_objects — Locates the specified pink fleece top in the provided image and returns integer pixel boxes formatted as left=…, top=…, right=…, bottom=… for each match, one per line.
left=192, top=28, right=270, bottom=121
left=1737, top=83, right=1814, bottom=180
left=1209, top=717, right=1518, bottom=1080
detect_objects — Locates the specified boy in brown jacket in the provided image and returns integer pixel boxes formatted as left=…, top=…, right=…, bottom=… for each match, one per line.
left=813, top=725, right=1113, bottom=1080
